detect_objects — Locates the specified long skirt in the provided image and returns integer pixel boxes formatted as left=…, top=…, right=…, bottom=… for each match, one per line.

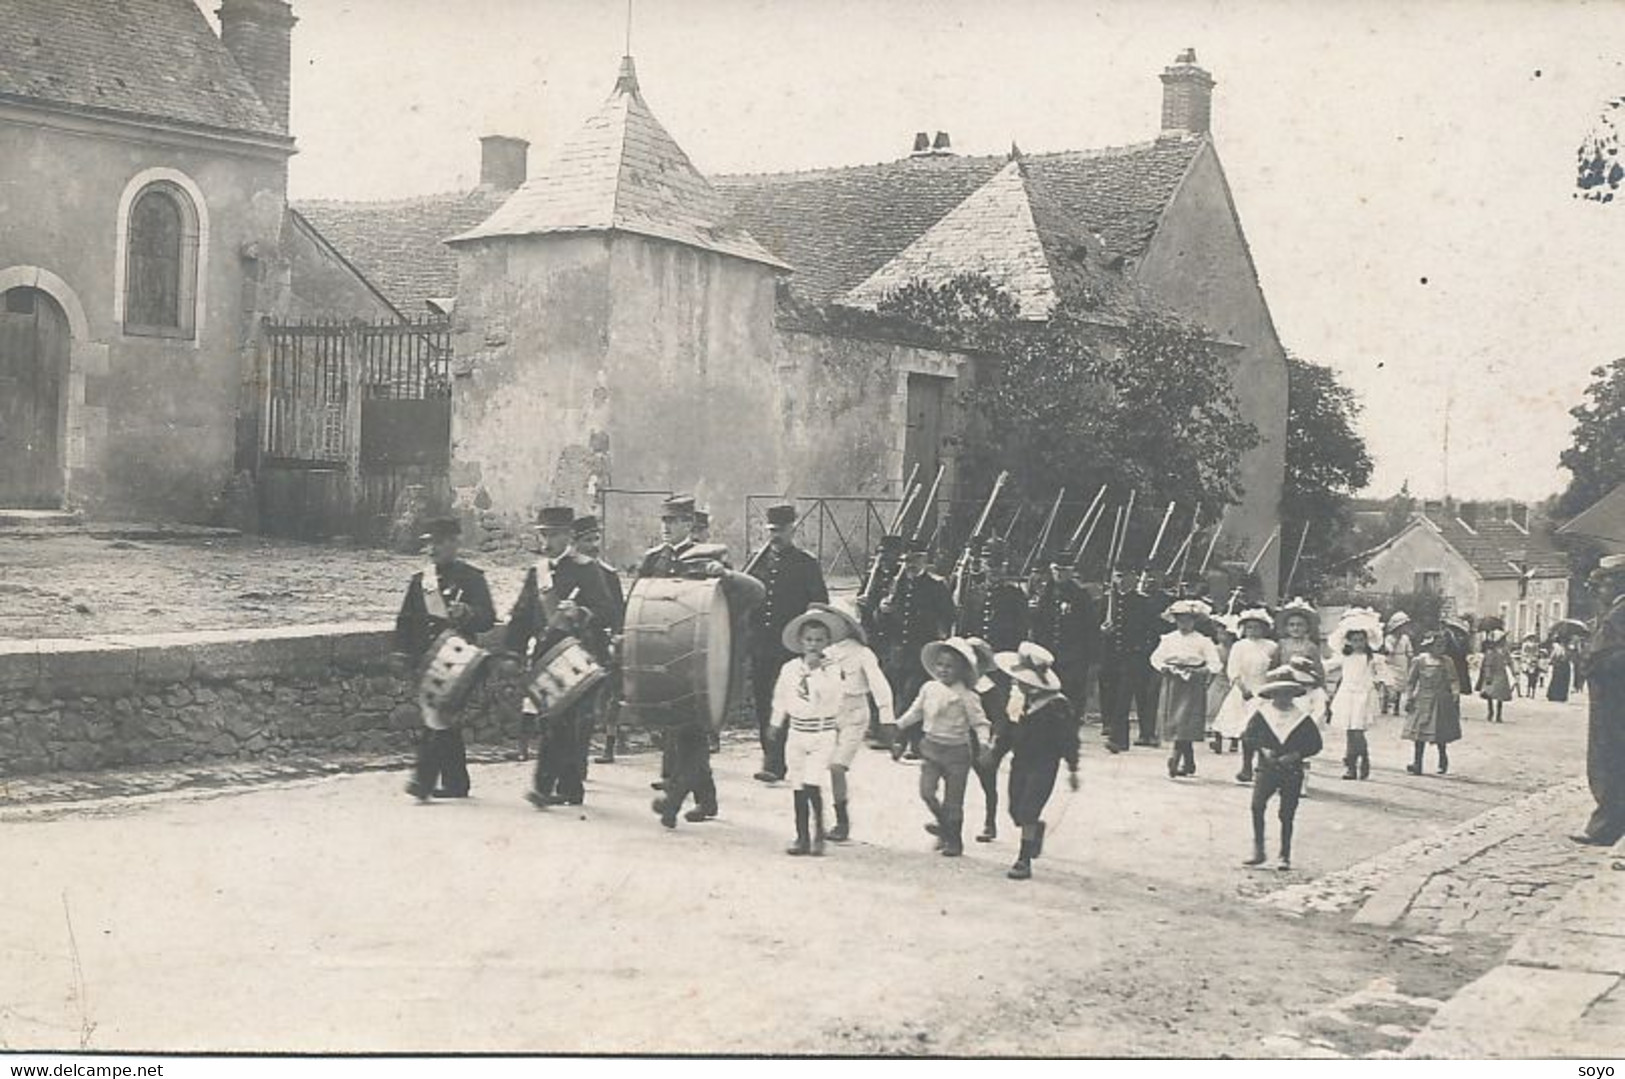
left=1158, top=670, right=1211, bottom=742
left=1548, top=660, right=1573, bottom=703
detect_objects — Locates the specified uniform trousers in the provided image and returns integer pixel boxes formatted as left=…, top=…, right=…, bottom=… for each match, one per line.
left=1099, top=656, right=1160, bottom=747
left=413, top=727, right=470, bottom=796
left=1055, top=658, right=1092, bottom=722
left=750, top=650, right=791, bottom=777
left=532, top=693, right=596, bottom=803
left=660, top=724, right=718, bottom=817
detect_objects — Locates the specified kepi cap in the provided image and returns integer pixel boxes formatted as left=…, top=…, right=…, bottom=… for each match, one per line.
left=419, top=515, right=461, bottom=542
left=535, top=505, right=575, bottom=531
left=765, top=502, right=798, bottom=527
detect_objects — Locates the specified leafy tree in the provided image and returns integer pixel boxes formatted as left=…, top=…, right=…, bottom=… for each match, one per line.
left=1280, top=353, right=1374, bottom=594
left=1557, top=357, right=1625, bottom=517
left=875, top=273, right=1260, bottom=563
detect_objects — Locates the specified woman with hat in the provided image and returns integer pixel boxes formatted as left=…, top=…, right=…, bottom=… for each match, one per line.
left=1326, top=608, right=1391, bottom=780
left=890, top=636, right=992, bottom=857
left=1149, top=598, right=1223, bottom=778
left=993, top=643, right=1081, bottom=881
left=768, top=606, right=848, bottom=855
left=815, top=598, right=894, bottom=843
left=1403, top=631, right=1463, bottom=775
left=1476, top=628, right=1514, bottom=722
left=1212, top=608, right=1279, bottom=773
left=1240, top=665, right=1324, bottom=870
left=1382, top=612, right=1414, bottom=715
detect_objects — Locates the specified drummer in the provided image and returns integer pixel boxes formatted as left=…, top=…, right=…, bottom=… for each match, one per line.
left=393, top=516, right=496, bottom=802
left=639, top=494, right=700, bottom=577
left=572, top=515, right=627, bottom=767
left=747, top=502, right=831, bottom=784
left=505, top=505, right=614, bottom=809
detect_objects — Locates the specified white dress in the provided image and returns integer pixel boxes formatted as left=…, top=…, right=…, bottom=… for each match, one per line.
left=1215, top=637, right=1279, bottom=739
left=1326, top=650, right=1391, bottom=732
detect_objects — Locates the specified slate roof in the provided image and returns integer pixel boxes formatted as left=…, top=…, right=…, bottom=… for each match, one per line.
left=450, top=58, right=786, bottom=269
left=0, top=0, right=284, bottom=139
left=1419, top=510, right=1569, bottom=580
left=1557, top=483, right=1625, bottom=551
left=713, top=136, right=1205, bottom=305
left=293, top=190, right=509, bottom=313
left=841, top=156, right=1139, bottom=318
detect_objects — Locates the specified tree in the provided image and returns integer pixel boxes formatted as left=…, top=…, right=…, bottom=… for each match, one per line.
left=1280, top=353, right=1374, bottom=594
left=875, top=273, right=1260, bottom=561
left=1382, top=481, right=1417, bottom=538
left=1558, top=357, right=1625, bottom=517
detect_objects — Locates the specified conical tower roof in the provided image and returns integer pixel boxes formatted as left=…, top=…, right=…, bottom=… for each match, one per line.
left=450, top=57, right=787, bottom=269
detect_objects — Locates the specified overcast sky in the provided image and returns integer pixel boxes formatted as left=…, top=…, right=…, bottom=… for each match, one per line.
left=234, top=0, right=1625, bottom=504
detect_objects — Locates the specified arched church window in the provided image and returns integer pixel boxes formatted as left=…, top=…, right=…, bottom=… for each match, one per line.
left=124, top=182, right=200, bottom=337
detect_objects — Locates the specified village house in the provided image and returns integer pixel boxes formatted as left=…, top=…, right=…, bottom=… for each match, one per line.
left=1348, top=502, right=1570, bottom=637
left=298, top=49, right=1289, bottom=582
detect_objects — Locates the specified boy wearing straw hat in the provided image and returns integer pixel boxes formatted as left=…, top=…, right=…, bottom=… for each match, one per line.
left=993, top=643, right=1081, bottom=881
left=816, top=598, right=894, bottom=842
left=749, top=502, right=831, bottom=784
left=769, top=607, right=847, bottom=855
left=1241, top=664, right=1324, bottom=870
left=890, top=636, right=992, bottom=857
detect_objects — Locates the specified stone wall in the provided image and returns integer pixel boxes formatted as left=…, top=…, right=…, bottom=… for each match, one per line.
left=0, top=624, right=523, bottom=777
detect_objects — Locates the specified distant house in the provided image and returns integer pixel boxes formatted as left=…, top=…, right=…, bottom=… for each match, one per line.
left=1557, top=482, right=1625, bottom=554
left=1348, top=502, right=1570, bottom=637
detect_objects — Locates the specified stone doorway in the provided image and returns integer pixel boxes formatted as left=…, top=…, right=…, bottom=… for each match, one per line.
left=0, top=286, right=69, bottom=507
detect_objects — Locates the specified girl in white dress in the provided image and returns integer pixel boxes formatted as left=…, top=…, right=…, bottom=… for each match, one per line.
left=1326, top=608, right=1391, bottom=780
left=1216, top=609, right=1279, bottom=781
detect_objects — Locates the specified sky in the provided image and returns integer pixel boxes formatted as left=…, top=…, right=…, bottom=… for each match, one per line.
left=222, top=0, right=1625, bottom=503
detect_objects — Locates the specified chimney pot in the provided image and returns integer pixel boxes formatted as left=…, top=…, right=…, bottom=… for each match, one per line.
left=216, top=0, right=297, bottom=134
left=1159, top=47, right=1215, bottom=136
left=479, top=134, right=530, bottom=190
left=932, top=131, right=952, bottom=152
left=911, top=131, right=931, bottom=155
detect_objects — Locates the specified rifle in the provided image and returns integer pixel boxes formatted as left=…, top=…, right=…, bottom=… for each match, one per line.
left=1283, top=520, right=1312, bottom=598
left=1198, top=520, right=1225, bottom=576
left=1175, top=509, right=1201, bottom=592
left=1101, top=502, right=1127, bottom=633
left=1245, top=524, right=1282, bottom=583
left=950, top=471, right=1010, bottom=633
left=1071, top=497, right=1111, bottom=571
left=862, top=482, right=923, bottom=606
left=1063, top=484, right=1110, bottom=552
left=888, top=464, right=922, bottom=532
left=912, top=463, right=946, bottom=542
left=1114, top=490, right=1137, bottom=568
left=1000, top=504, right=1024, bottom=543
left=1136, top=501, right=1177, bottom=594
left=1021, top=487, right=1067, bottom=579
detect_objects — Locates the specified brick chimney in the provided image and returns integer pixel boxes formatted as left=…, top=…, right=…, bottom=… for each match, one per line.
left=1159, top=47, right=1215, bottom=136
left=479, top=135, right=529, bottom=190
left=217, top=0, right=297, bottom=133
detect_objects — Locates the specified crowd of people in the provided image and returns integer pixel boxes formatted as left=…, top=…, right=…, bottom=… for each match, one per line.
left=388, top=494, right=1621, bottom=882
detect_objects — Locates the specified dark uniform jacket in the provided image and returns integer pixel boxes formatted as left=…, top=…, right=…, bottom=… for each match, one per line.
left=882, top=570, right=954, bottom=658
left=394, top=560, right=497, bottom=662
left=968, top=578, right=1030, bottom=652
left=1100, top=587, right=1162, bottom=662
left=748, top=543, right=829, bottom=659
left=637, top=538, right=696, bottom=579
left=1029, top=579, right=1098, bottom=665
left=504, top=552, right=616, bottom=662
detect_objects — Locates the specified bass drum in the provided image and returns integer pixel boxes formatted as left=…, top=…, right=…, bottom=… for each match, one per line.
left=620, top=576, right=733, bottom=730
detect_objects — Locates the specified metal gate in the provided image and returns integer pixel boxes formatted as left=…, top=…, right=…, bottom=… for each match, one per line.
left=258, top=316, right=452, bottom=541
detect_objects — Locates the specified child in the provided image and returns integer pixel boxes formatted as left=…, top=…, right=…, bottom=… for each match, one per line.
left=1476, top=630, right=1514, bottom=722
left=1214, top=608, right=1279, bottom=777
left=1405, top=631, right=1463, bottom=775
left=816, top=598, right=894, bottom=842
left=770, top=609, right=847, bottom=856
left=993, top=643, right=1080, bottom=881
left=1326, top=608, right=1390, bottom=780
left=890, top=636, right=992, bottom=857
left=964, top=636, right=1009, bottom=844
left=1205, top=616, right=1238, bottom=754
left=1382, top=611, right=1413, bottom=714
left=1241, top=665, right=1323, bottom=870
left=1150, top=598, right=1223, bottom=779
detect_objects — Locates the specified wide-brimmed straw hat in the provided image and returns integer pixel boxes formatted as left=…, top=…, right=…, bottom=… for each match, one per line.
left=1235, top=607, right=1273, bottom=632
left=1162, top=597, right=1213, bottom=622
left=921, top=636, right=981, bottom=678
left=1256, top=663, right=1311, bottom=699
left=811, top=599, right=868, bottom=646
left=995, top=641, right=1063, bottom=694
left=781, top=606, right=852, bottom=653
left=1330, top=607, right=1383, bottom=652
left=962, top=636, right=998, bottom=693
left=1387, top=610, right=1412, bottom=631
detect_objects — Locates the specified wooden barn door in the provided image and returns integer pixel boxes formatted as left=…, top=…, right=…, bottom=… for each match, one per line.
left=0, top=287, right=67, bottom=506
left=903, top=373, right=948, bottom=536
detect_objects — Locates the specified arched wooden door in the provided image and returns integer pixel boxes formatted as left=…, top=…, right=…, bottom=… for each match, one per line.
left=0, top=287, right=68, bottom=506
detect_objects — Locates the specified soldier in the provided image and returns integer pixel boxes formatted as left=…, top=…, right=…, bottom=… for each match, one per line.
left=638, top=494, right=700, bottom=578
left=880, top=538, right=955, bottom=760
left=691, top=508, right=712, bottom=544
left=505, top=505, right=614, bottom=809
left=1029, top=547, right=1099, bottom=724
left=747, top=502, right=830, bottom=783
left=856, top=532, right=907, bottom=747
left=393, top=516, right=496, bottom=801
left=569, top=515, right=627, bottom=766
left=1097, top=572, right=1164, bottom=753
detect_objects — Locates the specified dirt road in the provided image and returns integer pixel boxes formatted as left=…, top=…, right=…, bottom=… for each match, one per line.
left=1, top=695, right=1597, bottom=1055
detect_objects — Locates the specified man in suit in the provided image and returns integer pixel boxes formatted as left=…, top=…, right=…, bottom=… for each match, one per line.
left=505, top=505, right=614, bottom=808
left=747, top=502, right=830, bottom=783
left=393, top=516, right=496, bottom=802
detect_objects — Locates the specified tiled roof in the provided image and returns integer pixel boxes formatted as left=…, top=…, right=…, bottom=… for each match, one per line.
left=714, top=136, right=1204, bottom=304
left=844, top=156, right=1140, bottom=318
left=451, top=58, right=786, bottom=269
left=293, top=190, right=510, bottom=313
left=0, top=0, right=283, bottom=139
left=1558, top=483, right=1625, bottom=549
left=1421, top=510, right=1569, bottom=580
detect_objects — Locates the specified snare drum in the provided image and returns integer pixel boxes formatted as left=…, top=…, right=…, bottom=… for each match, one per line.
left=524, top=636, right=607, bottom=717
left=420, top=630, right=490, bottom=715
